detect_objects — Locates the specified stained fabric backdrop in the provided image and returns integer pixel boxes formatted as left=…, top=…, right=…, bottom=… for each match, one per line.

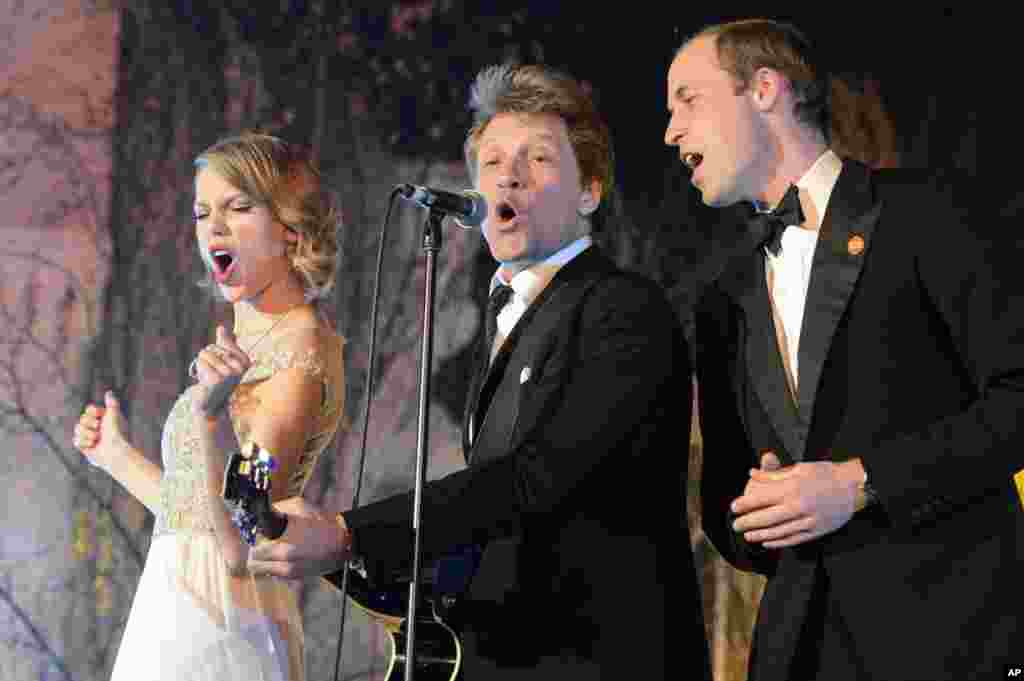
left=0, top=2, right=975, bottom=680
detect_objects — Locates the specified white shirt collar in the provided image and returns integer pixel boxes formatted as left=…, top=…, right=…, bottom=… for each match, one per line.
left=489, top=235, right=592, bottom=307
left=794, top=148, right=843, bottom=232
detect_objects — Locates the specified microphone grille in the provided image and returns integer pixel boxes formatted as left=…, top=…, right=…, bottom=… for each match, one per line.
left=457, top=190, right=488, bottom=228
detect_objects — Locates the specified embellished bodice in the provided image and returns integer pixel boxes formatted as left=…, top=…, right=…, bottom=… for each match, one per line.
left=153, top=329, right=346, bottom=536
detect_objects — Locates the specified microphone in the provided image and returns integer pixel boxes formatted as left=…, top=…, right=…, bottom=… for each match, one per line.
left=200, top=375, right=242, bottom=415
left=397, top=184, right=487, bottom=228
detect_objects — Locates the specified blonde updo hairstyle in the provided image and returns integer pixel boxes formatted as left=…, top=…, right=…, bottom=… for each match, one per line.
left=194, top=131, right=340, bottom=300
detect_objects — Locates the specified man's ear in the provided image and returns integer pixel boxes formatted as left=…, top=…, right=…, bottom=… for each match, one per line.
left=578, top=178, right=603, bottom=216
left=749, top=66, right=784, bottom=112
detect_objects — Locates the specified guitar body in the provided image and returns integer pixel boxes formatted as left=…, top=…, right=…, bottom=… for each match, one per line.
left=345, top=547, right=482, bottom=681
left=385, top=617, right=462, bottom=681
left=222, top=444, right=475, bottom=680
left=347, top=587, right=462, bottom=681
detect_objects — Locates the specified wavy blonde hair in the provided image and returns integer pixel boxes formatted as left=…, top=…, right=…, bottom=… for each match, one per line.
left=194, top=132, right=340, bottom=300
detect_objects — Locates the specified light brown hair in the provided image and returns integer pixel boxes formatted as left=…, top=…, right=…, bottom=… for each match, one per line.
left=195, top=132, right=340, bottom=300
left=464, top=64, right=614, bottom=204
left=686, top=19, right=830, bottom=135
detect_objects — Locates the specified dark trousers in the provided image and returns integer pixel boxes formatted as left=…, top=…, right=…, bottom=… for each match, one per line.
left=459, top=628, right=601, bottom=681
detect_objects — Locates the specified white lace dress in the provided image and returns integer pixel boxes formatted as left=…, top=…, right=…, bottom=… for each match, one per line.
left=109, top=329, right=345, bottom=681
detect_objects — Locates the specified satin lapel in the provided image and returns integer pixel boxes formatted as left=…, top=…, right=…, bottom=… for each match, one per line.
left=726, top=253, right=805, bottom=464
left=462, top=331, right=491, bottom=458
left=468, top=248, right=610, bottom=464
left=796, top=161, right=882, bottom=434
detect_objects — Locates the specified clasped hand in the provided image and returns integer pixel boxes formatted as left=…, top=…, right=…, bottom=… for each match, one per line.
left=730, top=453, right=863, bottom=548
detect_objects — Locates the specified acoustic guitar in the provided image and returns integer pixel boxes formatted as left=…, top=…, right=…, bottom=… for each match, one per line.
left=223, top=442, right=477, bottom=680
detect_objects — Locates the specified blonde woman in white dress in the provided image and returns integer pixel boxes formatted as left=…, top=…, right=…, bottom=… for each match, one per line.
left=73, top=132, right=345, bottom=681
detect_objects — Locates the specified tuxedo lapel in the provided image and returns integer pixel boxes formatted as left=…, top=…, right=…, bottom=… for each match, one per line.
left=462, top=268, right=567, bottom=457
left=465, top=248, right=610, bottom=465
left=468, top=327, right=523, bottom=459
left=727, top=254, right=806, bottom=464
left=796, top=161, right=882, bottom=437
left=462, top=326, right=492, bottom=457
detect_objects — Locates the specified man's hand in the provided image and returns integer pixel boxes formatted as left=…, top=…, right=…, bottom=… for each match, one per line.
left=247, top=497, right=353, bottom=579
left=731, top=455, right=865, bottom=548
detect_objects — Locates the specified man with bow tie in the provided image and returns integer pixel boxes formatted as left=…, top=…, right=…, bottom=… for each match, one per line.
left=666, top=17, right=1023, bottom=681
left=250, top=63, right=710, bottom=680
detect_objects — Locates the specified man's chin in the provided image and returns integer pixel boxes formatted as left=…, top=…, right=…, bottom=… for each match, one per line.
left=698, top=179, right=747, bottom=209
left=493, top=239, right=576, bottom=271
left=489, top=244, right=526, bottom=265
left=493, top=252, right=539, bottom=278
left=699, top=187, right=732, bottom=209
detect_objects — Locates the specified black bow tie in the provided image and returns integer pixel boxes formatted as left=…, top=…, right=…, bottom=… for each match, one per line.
left=750, top=184, right=805, bottom=256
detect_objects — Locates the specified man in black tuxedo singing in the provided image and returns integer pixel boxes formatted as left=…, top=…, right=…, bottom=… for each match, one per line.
left=250, top=63, right=710, bottom=680
left=667, top=17, right=1024, bottom=681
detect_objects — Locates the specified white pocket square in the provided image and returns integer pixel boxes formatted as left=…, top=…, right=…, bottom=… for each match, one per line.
left=519, top=366, right=532, bottom=384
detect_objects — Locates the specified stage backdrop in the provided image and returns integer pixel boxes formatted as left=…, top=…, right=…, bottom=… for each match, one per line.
left=0, top=2, right=973, bottom=681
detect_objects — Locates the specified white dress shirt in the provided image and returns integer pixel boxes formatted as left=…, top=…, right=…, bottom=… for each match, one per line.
left=764, top=149, right=843, bottom=395
left=487, top=235, right=593, bottom=360
left=468, top=236, right=592, bottom=445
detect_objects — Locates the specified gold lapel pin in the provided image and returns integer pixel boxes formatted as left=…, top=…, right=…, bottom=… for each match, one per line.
left=847, top=233, right=866, bottom=256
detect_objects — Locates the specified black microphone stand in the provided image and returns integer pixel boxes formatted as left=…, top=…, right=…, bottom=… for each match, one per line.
left=403, top=206, right=445, bottom=681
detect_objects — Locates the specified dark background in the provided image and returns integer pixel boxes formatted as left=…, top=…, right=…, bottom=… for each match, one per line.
left=0, top=4, right=977, bottom=680
left=169, top=3, right=973, bottom=216
left=146, top=0, right=975, bottom=444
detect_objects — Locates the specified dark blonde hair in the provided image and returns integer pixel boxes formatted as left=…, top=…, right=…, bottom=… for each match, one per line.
left=194, top=132, right=340, bottom=300
left=463, top=64, right=614, bottom=203
left=686, top=19, right=830, bottom=135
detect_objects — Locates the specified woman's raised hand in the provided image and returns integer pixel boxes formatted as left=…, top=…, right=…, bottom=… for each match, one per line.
left=191, top=325, right=251, bottom=417
left=73, top=391, right=130, bottom=471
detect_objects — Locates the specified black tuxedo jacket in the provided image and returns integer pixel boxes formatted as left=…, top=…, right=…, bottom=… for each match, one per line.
left=697, top=160, right=1024, bottom=681
left=330, top=247, right=709, bottom=679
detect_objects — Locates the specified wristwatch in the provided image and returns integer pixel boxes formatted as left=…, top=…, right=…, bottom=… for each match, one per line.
left=854, top=467, right=879, bottom=512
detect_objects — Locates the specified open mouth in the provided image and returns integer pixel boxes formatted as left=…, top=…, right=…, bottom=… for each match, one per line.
left=495, top=200, right=518, bottom=224
left=209, top=249, right=237, bottom=282
left=682, top=152, right=703, bottom=171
